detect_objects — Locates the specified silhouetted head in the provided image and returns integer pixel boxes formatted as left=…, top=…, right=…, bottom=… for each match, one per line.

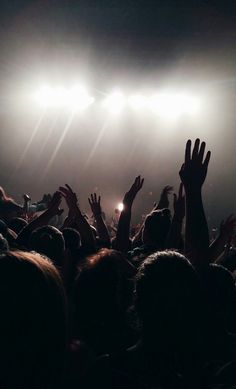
left=136, top=251, right=204, bottom=351
left=74, top=249, right=134, bottom=344
left=202, top=264, right=236, bottom=333
left=29, top=225, right=65, bottom=268
left=0, top=250, right=67, bottom=388
left=63, top=228, right=81, bottom=251
left=142, top=209, right=171, bottom=248
left=8, top=217, right=28, bottom=234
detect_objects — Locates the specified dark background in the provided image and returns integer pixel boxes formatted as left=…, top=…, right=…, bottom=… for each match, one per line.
left=0, top=0, right=236, bottom=226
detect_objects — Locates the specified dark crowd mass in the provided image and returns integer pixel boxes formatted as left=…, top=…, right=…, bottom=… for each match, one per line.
left=0, top=138, right=236, bottom=389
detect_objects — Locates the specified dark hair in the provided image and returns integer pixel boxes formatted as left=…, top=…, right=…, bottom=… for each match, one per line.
left=63, top=228, right=81, bottom=251
left=142, top=209, right=171, bottom=248
left=29, top=225, right=65, bottom=267
left=0, top=250, right=67, bottom=388
left=135, top=250, right=204, bottom=350
left=74, top=249, right=134, bottom=345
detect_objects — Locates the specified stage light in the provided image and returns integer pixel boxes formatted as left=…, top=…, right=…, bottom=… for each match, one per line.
left=67, top=86, right=95, bottom=110
left=34, top=86, right=55, bottom=107
left=34, top=85, right=94, bottom=109
left=103, top=91, right=126, bottom=114
left=148, top=93, right=200, bottom=118
left=117, top=202, right=124, bottom=211
left=128, top=94, right=147, bottom=110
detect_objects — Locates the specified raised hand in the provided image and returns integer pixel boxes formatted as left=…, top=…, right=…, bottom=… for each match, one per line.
left=23, top=194, right=31, bottom=202
left=123, top=175, right=144, bottom=208
left=88, top=193, right=102, bottom=217
left=179, top=138, right=211, bottom=191
left=59, top=184, right=78, bottom=210
left=155, top=185, right=174, bottom=210
left=173, top=183, right=185, bottom=220
left=48, top=191, right=64, bottom=216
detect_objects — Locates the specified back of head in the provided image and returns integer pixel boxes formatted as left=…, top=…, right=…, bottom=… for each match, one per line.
left=29, top=225, right=65, bottom=267
left=142, top=209, right=171, bottom=248
left=136, top=250, right=204, bottom=350
left=63, top=228, right=81, bottom=251
left=0, top=250, right=67, bottom=388
left=202, top=264, right=236, bottom=333
left=74, top=249, right=133, bottom=335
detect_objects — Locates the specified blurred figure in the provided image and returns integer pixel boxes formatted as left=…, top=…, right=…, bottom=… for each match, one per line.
left=0, top=250, right=67, bottom=388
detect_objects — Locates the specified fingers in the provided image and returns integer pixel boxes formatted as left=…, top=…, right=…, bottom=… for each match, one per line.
left=65, top=184, right=74, bottom=193
left=89, top=193, right=101, bottom=204
left=192, top=138, right=200, bottom=159
left=198, top=141, right=206, bottom=163
left=203, top=150, right=211, bottom=169
left=185, top=139, right=191, bottom=163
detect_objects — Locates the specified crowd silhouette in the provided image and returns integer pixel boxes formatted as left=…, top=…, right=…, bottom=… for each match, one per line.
left=0, top=138, right=235, bottom=388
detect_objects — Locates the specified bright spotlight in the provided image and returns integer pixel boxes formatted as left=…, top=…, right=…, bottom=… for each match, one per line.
left=128, top=94, right=147, bottom=110
left=148, top=93, right=201, bottom=118
left=34, top=86, right=55, bottom=108
left=67, top=86, right=94, bottom=110
left=34, top=85, right=94, bottom=109
left=103, top=91, right=126, bottom=114
left=117, top=202, right=124, bottom=211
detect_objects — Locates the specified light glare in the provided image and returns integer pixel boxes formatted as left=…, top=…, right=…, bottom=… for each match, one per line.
left=103, top=91, right=126, bottom=114
left=117, top=203, right=124, bottom=211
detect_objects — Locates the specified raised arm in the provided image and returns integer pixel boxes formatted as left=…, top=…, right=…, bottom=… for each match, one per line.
left=155, top=185, right=173, bottom=210
left=88, top=193, right=111, bottom=247
left=17, top=191, right=63, bottom=247
left=209, top=214, right=236, bottom=262
left=179, top=138, right=211, bottom=268
left=59, top=184, right=96, bottom=253
left=166, top=183, right=185, bottom=250
left=115, top=175, right=144, bottom=253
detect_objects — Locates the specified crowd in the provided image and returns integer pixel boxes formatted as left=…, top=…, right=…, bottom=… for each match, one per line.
left=0, top=138, right=235, bottom=389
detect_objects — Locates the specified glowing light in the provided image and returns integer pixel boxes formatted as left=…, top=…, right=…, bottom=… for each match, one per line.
left=117, top=203, right=124, bottom=211
left=128, top=94, right=147, bottom=110
left=34, top=86, right=55, bottom=107
left=67, top=86, right=94, bottom=110
left=148, top=93, right=201, bottom=118
left=103, top=91, right=126, bottom=114
left=34, top=85, right=94, bottom=109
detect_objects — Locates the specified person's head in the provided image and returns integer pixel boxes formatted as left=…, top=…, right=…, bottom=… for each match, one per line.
left=202, top=264, right=236, bottom=333
left=8, top=217, right=28, bottom=235
left=135, top=250, right=204, bottom=350
left=63, top=228, right=81, bottom=251
left=0, top=250, right=67, bottom=388
left=142, top=209, right=171, bottom=248
left=29, top=225, right=65, bottom=268
left=74, top=249, right=134, bottom=340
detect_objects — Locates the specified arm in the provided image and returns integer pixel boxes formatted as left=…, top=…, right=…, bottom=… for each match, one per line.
left=88, top=193, right=111, bottom=247
left=179, top=138, right=211, bottom=268
left=115, top=176, right=144, bottom=253
left=155, top=185, right=173, bottom=210
left=17, top=192, right=63, bottom=247
left=209, top=214, right=236, bottom=262
left=166, top=183, right=185, bottom=250
left=59, top=185, right=96, bottom=253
